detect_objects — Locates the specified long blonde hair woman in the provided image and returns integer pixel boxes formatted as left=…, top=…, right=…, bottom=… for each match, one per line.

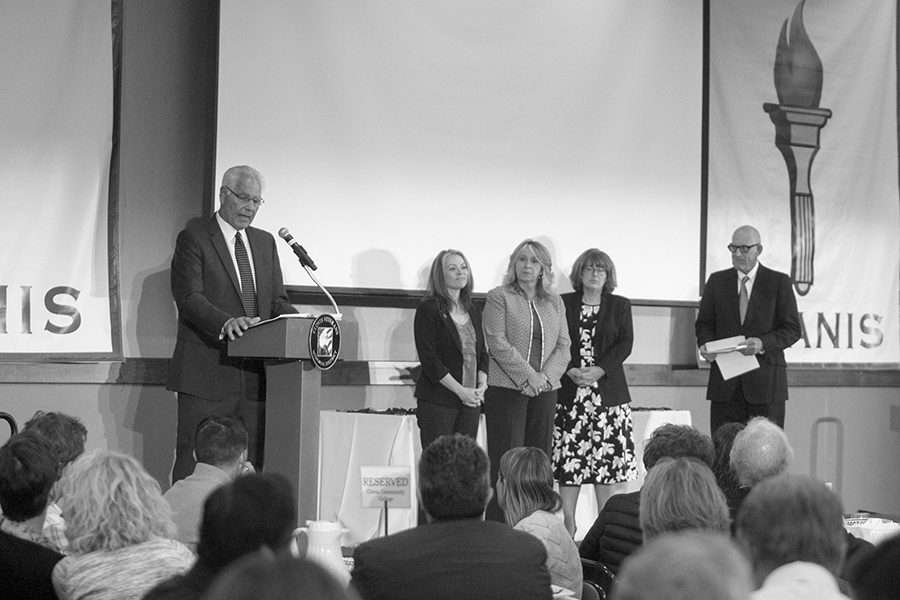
left=52, top=451, right=193, bottom=600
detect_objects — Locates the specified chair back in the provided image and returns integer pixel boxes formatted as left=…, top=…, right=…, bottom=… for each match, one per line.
left=581, top=558, right=615, bottom=599
left=582, top=579, right=604, bottom=600
left=0, top=412, right=18, bottom=443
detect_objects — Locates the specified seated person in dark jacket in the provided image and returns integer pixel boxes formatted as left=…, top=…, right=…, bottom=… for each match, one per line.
left=0, top=430, right=65, bottom=600
left=144, top=473, right=296, bottom=600
left=578, top=423, right=714, bottom=574
left=350, top=434, right=552, bottom=600
left=711, top=422, right=745, bottom=519
left=848, top=533, right=900, bottom=600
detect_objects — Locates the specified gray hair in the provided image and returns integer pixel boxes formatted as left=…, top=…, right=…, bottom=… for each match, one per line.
left=729, top=417, right=793, bottom=487
left=221, top=165, right=264, bottom=191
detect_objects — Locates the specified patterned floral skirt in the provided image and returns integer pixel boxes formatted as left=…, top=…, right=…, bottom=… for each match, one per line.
left=552, top=388, right=638, bottom=486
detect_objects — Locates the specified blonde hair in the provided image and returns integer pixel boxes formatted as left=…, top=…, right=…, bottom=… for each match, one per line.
left=502, top=239, right=556, bottom=299
left=58, top=450, right=176, bottom=553
left=640, top=457, right=730, bottom=542
left=497, top=447, right=560, bottom=527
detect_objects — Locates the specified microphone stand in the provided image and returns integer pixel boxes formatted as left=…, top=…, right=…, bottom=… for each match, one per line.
left=300, top=263, right=342, bottom=320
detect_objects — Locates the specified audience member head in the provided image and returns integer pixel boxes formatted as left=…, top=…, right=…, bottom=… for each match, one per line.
left=642, top=423, right=714, bottom=471
left=503, top=238, right=555, bottom=297
left=194, top=414, right=249, bottom=477
left=615, top=531, right=752, bottom=600
left=418, top=433, right=490, bottom=522
left=23, top=410, right=87, bottom=470
left=0, top=430, right=59, bottom=522
left=729, top=417, right=793, bottom=488
left=202, top=553, right=358, bottom=600
left=712, top=421, right=746, bottom=498
left=639, top=456, right=730, bottom=542
left=426, top=249, right=474, bottom=311
left=496, top=446, right=561, bottom=527
left=58, top=450, right=176, bottom=554
left=735, top=473, right=846, bottom=587
left=568, top=248, right=617, bottom=294
left=197, top=473, right=297, bottom=572
left=849, top=534, right=900, bottom=600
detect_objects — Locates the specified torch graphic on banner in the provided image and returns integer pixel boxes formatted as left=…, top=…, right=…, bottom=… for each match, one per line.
left=762, top=0, right=830, bottom=297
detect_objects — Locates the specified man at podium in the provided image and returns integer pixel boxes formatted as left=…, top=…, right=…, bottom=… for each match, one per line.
left=167, top=165, right=296, bottom=483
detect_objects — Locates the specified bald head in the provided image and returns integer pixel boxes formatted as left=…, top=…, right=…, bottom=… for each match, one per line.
left=733, top=225, right=760, bottom=244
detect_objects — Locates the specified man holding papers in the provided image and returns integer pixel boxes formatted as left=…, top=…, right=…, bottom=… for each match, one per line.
left=696, top=225, right=801, bottom=432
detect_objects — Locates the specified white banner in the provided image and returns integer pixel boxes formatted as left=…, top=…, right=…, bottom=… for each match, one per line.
left=0, top=2, right=118, bottom=358
left=709, top=0, right=900, bottom=364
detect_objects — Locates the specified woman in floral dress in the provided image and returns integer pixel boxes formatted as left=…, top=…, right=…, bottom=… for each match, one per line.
left=553, top=249, right=637, bottom=537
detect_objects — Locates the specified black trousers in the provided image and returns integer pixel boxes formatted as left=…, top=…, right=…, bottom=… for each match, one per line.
left=172, top=370, right=263, bottom=484
left=483, top=386, right=557, bottom=522
left=416, top=401, right=481, bottom=451
left=710, top=379, right=785, bottom=435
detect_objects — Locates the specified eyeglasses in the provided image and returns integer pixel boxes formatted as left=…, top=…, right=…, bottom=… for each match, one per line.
left=582, top=266, right=607, bottom=275
left=223, top=186, right=265, bottom=206
left=727, top=244, right=759, bottom=255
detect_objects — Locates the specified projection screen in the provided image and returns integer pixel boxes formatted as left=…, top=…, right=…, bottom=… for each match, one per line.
left=217, top=0, right=703, bottom=301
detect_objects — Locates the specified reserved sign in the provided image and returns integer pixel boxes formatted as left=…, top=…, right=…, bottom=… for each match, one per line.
left=360, top=465, right=412, bottom=508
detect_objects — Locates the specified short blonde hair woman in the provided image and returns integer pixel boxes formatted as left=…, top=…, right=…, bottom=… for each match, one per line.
left=639, top=457, right=730, bottom=542
left=52, top=451, right=193, bottom=600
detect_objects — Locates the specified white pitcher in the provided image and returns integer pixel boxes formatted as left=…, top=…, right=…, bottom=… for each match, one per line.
left=292, top=520, right=350, bottom=584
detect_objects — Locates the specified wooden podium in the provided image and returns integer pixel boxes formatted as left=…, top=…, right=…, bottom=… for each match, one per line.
left=228, top=315, right=358, bottom=524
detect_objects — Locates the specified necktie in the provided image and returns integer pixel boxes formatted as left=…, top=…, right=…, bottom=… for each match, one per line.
left=739, top=275, right=749, bottom=324
left=234, top=232, right=258, bottom=318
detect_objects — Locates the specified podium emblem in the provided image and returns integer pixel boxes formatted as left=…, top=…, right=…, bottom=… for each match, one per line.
left=308, top=314, right=341, bottom=370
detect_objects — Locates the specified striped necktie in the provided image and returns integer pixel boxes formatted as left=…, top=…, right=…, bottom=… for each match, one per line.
left=739, top=275, right=749, bottom=324
left=234, top=231, right=258, bottom=318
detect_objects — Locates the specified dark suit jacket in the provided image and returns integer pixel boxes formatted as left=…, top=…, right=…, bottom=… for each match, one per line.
left=560, top=292, right=633, bottom=407
left=351, top=518, right=552, bottom=600
left=695, top=264, right=801, bottom=405
left=167, top=215, right=296, bottom=399
left=413, top=297, right=489, bottom=407
left=0, top=530, right=63, bottom=600
left=578, top=490, right=641, bottom=575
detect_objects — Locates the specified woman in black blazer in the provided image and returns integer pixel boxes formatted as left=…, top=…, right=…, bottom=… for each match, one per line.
left=553, top=249, right=638, bottom=537
left=414, top=249, right=488, bottom=450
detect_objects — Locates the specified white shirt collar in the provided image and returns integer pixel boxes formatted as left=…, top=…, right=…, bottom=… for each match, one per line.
left=216, top=211, right=242, bottom=242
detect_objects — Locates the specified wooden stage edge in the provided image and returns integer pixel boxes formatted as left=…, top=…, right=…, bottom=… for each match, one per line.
left=2, top=358, right=900, bottom=387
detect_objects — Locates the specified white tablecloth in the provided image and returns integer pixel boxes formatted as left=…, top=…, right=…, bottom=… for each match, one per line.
left=318, top=408, right=691, bottom=545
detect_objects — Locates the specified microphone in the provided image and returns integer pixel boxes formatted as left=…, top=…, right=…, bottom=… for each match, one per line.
left=278, top=227, right=318, bottom=271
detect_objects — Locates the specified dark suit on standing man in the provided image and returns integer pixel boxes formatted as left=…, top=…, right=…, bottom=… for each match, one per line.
left=696, top=225, right=801, bottom=433
left=168, top=166, right=295, bottom=482
left=696, top=256, right=801, bottom=432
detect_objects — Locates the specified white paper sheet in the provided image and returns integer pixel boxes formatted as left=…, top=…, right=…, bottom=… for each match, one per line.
left=706, top=335, right=759, bottom=380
